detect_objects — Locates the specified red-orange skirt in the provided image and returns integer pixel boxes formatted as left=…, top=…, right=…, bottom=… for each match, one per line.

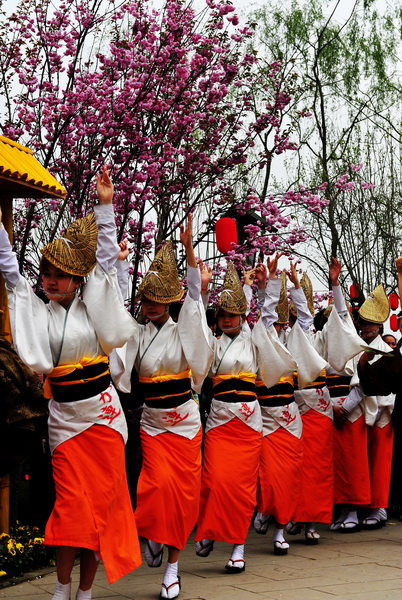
left=196, top=418, right=262, bottom=544
left=45, top=425, right=141, bottom=584
left=292, top=409, right=333, bottom=523
left=367, top=422, right=394, bottom=508
left=135, top=427, right=202, bottom=550
left=257, top=427, right=303, bottom=525
left=333, top=415, right=370, bottom=505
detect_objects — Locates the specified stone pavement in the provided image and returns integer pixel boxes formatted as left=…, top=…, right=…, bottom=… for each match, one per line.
left=2, top=520, right=402, bottom=600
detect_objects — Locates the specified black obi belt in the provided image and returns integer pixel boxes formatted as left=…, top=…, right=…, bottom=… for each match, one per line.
left=141, top=377, right=192, bottom=409
left=213, top=377, right=256, bottom=403
left=49, top=363, right=110, bottom=402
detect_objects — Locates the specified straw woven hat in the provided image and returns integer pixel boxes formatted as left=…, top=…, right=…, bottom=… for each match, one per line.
left=218, top=262, right=247, bottom=315
left=136, top=241, right=184, bottom=304
left=358, top=284, right=390, bottom=324
left=275, top=271, right=289, bottom=324
left=40, top=213, right=97, bottom=277
left=300, top=272, right=315, bottom=317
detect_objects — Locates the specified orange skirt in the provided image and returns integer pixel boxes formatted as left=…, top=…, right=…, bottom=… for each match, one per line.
left=135, top=427, right=202, bottom=550
left=45, top=425, right=141, bottom=584
left=196, top=418, right=262, bottom=544
left=292, top=409, right=333, bottom=523
left=367, top=422, right=394, bottom=508
left=333, top=415, right=370, bottom=505
left=257, top=427, right=303, bottom=525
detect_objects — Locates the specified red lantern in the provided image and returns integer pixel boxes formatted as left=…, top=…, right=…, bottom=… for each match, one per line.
left=349, top=283, right=360, bottom=299
left=389, top=292, right=399, bottom=311
left=390, top=314, right=398, bottom=331
left=215, top=217, right=238, bottom=254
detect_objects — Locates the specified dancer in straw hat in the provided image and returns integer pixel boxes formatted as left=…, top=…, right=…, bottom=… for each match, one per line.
left=0, top=166, right=141, bottom=600
left=250, top=258, right=325, bottom=553
left=328, top=283, right=395, bottom=532
left=284, top=266, right=335, bottom=545
left=111, top=213, right=214, bottom=600
left=194, top=258, right=296, bottom=572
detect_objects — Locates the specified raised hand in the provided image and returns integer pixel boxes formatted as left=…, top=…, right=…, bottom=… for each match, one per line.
left=179, top=213, right=193, bottom=249
left=198, top=258, right=213, bottom=292
left=117, top=240, right=130, bottom=261
left=96, top=165, right=114, bottom=205
left=285, top=261, right=300, bottom=288
left=266, top=251, right=284, bottom=279
left=243, top=268, right=256, bottom=287
left=179, top=213, right=196, bottom=268
left=254, top=262, right=267, bottom=289
left=329, top=257, right=341, bottom=285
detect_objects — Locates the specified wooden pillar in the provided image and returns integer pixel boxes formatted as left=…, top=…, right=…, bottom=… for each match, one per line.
left=0, top=475, right=10, bottom=534
left=0, top=197, right=13, bottom=534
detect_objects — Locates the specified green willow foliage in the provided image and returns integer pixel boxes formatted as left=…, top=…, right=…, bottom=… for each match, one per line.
left=249, top=0, right=402, bottom=294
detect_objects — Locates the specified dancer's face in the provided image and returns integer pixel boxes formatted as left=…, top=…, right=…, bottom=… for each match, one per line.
left=141, top=297, right=169, bottom=325
left=359, top=320, right=380, bottom=343
left=42, top=264, right=80, bottom=307
left=217, top=310, right=243, bottom=337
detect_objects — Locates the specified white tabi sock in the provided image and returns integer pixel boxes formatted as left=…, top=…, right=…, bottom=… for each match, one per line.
left=273, top=528, right=286, bottom=543
left=162, top=560, right=179, bottom=587
left=76, top=589, right=92, bottom=600
left=230, top=544, right=244, bottom=561
left=52, top=580, right=71, bottom=600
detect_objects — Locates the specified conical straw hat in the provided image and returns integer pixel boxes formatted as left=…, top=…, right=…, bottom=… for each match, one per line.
left=358, top=284, right=390, bottom=324
left=275, top=270, right=289, bottom=324
left=300, top=272, right=315, bottom=317
left=135, top=241, right=184, bottom=304
left=40, top=213, right=97, bottom=277
left=218, top=262, right=247, bottom=315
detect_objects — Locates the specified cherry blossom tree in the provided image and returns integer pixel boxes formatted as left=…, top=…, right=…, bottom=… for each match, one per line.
left=0, top=0, right=328, bottom=310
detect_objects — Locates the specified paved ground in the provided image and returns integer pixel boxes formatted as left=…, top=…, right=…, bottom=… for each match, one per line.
left=2, top=520, right=402, bottom=600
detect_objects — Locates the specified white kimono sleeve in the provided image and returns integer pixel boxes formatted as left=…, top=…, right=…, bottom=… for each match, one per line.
left=178, top=266, right=214, bottom=393
left=83, top=205, right=136, bottom=354
left=252, top=319, right=297, bottom=388
left=289, top=286, right=313, bottom=330
left=286, top=320, right=327, bottom=389
left=321, top=309, right=364, bottom=372
left=0, top=227, right=53, bottom=373
left=260, top=278, right=282, bottom=329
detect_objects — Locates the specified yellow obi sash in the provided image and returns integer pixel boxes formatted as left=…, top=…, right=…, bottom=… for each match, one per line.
left=212, top=371, right=257, bottom=403
left=138, top=369, right=193, bottom=408
left=44, top=355, right=110, bottom=401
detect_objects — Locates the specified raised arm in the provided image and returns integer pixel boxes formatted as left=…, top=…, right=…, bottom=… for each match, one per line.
left=93, top=165, right=121, bottom=273
left=329, top=257, right=348, bottom=318
left=180, top=213, right=200, bottom=300
left=198, top=258, right=213, bottom=310
left=286, top=262, right=313, bottom=330
left=179, top=212, right=196, bottom=268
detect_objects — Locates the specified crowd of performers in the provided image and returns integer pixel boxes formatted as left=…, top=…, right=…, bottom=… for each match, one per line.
left=0, top=168, right=401, bottom=600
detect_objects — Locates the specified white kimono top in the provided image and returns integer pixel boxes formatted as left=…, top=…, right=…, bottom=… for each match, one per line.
left=0, top=205, right=136, bottom=453
left=345, top=334, right=395, bottom=427
left=249, top=278, right=324, bottom=437
left=111, top=266, right=214, bottom=440
left=205, top=281, right=299, bottom=434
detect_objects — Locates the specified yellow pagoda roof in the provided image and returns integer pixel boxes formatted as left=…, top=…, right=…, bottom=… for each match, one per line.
left=0, top=135, right=66, bottom=199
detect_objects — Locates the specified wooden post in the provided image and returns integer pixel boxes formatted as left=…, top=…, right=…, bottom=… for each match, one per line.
left=0, top=198, right=13, bottom=534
